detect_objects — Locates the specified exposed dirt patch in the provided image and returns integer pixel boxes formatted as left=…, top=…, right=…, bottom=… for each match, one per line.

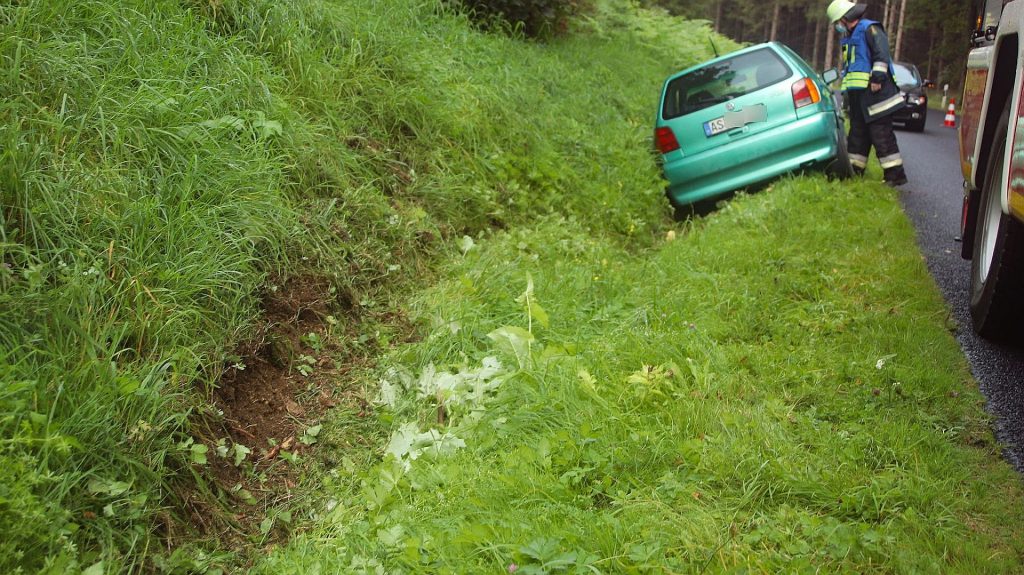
left=158, top=267, right=422, bottom=567
left=185, top=275, right=380, bottom=542
left=215, top=276, right=335, bottom=450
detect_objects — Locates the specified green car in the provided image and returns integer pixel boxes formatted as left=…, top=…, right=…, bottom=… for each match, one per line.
left=655, top=42, right=850, bottom=215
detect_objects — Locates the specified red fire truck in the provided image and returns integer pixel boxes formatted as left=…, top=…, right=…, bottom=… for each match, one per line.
left=959, top=0, right=1024, bottom=339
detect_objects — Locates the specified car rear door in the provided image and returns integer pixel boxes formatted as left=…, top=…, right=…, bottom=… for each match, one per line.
left=659, top=46, right=799, bottom=158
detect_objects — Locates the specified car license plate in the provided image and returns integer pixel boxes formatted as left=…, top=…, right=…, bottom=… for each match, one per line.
left=704, top=117, right=727, bottom=137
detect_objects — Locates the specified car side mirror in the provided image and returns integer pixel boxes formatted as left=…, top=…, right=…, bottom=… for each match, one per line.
left=821, top=68, right=839, bottom=84
left=972, top=25, right=998, bottom=45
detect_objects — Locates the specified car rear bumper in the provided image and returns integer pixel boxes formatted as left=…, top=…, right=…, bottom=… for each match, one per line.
left=893, top=103, right=927, bottom=124
left=661, top=111, right=839, bottom=206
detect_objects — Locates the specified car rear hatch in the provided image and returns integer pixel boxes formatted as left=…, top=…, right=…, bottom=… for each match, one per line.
left=657, top=46, right=803, bottom=157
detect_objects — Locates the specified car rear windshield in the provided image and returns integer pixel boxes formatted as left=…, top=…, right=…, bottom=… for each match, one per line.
left=662, top=47, right=792, bottom=120
left=893, top=63, right=920, bottom=87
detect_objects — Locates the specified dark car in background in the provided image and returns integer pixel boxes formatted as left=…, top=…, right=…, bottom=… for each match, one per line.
left=892, top=61, right=930, bottom=132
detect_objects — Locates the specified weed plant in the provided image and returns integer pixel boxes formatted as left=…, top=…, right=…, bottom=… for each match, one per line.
left=259, top=178, right=1024, bottom=573
left=0, top=0, right=725, bottom=570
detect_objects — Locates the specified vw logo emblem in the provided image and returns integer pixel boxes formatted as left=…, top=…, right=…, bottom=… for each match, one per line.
left=726, top=102, right=736, bottom=111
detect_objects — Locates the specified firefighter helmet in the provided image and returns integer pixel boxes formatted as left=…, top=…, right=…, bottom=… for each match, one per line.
left=827, top=0, right=857, bottom=23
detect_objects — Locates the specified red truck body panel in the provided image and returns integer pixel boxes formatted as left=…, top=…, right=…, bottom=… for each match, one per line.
left=1009, top=77, right=1024, bottom=219
left=960, top=66, right=989, bottom=181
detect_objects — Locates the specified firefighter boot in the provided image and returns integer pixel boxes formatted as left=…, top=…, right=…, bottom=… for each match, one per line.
left=883, top=165, right=908, bottom=187
left=868, top=117, right=907, bottom=186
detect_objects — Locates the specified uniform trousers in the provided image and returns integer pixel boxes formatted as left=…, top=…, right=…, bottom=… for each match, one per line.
left=846, top=89, right=907, bottom=183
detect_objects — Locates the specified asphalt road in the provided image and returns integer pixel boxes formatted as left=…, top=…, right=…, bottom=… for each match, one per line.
left=894, top=110, right=1024, bottom=472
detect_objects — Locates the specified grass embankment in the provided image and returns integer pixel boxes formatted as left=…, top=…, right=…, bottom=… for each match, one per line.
left=260, top=179, right=1024, bottom=573
left=4, top=0, right=1022, bottom=572
left=1, top=0, right=724, bottom=571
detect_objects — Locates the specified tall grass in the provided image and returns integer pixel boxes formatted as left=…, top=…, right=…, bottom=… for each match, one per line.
left=1, top=0, right=725, bottom=570
left=258, top=178, right=1024, bottom=573
left=1, top=1, right=300, bottom=570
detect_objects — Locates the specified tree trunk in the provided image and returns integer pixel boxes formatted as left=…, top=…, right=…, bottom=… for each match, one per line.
left=926, top=28, right=936, bottom=81
left=770, top=1, right=780, bottom=41
left=894, top=0, right=908, bottom=61
left=812, top=19, right=823, bottom=70
left=714, top=0, right=722, bottom=33
left=883, top=0, right=893, bottom=33
left=803, top=16, right=815, bottom=64
left=825, top=23, right=836, bottom=72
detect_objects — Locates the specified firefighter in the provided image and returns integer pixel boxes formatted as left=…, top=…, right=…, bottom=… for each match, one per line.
left=827, top=0, right=908, bottom=186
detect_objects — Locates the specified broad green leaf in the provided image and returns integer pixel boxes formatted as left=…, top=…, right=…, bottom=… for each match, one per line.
left=117, top=376, right=140, bottom=395
left=252, top=118, right=283, bottom=138
left=376, top=378, right=400, bottom=407
left=377, top=524, right=405, bottom=547
left=519, top=537, right=560, bottom=561
left=232, top=443, right=251, bottom=466
left=190, top=443, right=208, bottom=465
left=299, top=424, right=321, bottom=446
left=528, top=300, right=549, bottom=328
left=385, top=423, right=466, bottom=470
left=577, top=369, right=597, bottom=391
left=107, top=481, right=131, bottom=496
left=512, top=274, right=548, bottom=328
left=385, top=423, right=419, bottom=461
left=515, top=273, right=536, bottom=305
left=487, top=326, right=534, bottom=369
left=86, top=479, right=104, bottom=495
left=87, top=478, right=130, bottom=497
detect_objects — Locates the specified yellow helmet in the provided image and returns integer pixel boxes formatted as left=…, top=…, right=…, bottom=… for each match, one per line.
left=827, top=0, right=857, bottom=22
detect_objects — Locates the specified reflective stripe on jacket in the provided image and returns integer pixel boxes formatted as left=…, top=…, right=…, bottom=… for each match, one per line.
left=840, top=19, right=890, bottom=91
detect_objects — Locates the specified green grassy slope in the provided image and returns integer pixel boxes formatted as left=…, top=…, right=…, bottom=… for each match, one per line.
left=260, top=178, right=1024, bottom=573
left=1, top=0, right=727, bottom=571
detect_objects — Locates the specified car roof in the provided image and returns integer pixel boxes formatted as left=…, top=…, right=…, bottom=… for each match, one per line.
left=892, top=61, right=922, bottom=78
left=664, top=42, right=806, bottom=84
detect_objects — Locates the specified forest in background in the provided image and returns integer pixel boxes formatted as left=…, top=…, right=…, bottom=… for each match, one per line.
left=650, top=0, right=977, bottom=90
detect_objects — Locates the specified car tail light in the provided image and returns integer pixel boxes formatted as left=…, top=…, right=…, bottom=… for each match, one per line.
left=655, top=126, right=680, bottom=154
left=791, top=78, right=821, bottom=109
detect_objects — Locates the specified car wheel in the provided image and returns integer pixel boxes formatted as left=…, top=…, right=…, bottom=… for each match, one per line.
left=671, top=197, right=719, bottom=221
left=969, top=104, right=1024, bottom=340
left=826, top=114, right=853, bottom=179
left=910, top=118, right=926, bottom=132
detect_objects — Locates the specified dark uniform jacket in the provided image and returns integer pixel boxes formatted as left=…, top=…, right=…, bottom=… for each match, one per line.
left=840, top=19, right=903, bottom=123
